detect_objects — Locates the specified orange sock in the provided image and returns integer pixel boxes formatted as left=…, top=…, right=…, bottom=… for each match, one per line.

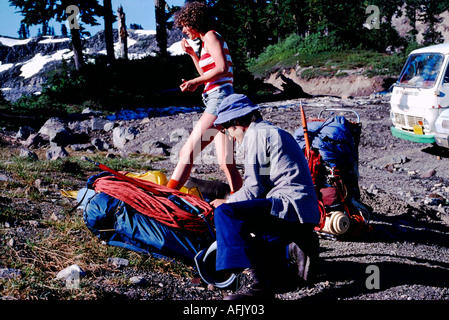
left=166, top=179, right=181, bottom=190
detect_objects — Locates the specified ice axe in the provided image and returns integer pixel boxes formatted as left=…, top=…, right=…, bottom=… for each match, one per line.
left=81, top=156, right=165, bottom=196
left=300, top=102, right=311, bottom=159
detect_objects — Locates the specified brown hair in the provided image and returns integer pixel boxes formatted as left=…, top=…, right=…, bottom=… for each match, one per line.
left=174, top=1, right=214, bottom=33
left=222, top=111, right=263, bottom=129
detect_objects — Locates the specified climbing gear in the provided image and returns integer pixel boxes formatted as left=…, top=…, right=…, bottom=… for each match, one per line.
left=83, top=157, right=214, bottom=235
left=296, top=107, right=372, bottom=238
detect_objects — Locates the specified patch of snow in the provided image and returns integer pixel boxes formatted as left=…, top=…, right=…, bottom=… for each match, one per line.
left=0, top=62, right=14, bottom=73
left=128, top=52, right=153, bottom=59
left=168, top=39, right=199, bottom=56
left=0, top=37, right=32, bottom=47
left=127, top=38, right=137, bottom=47
left=134, top=30, right=156, bottom=36
left=98, top=38, right=146, bottom=59
left=20, top=49, right=73, bottom=79
left=38, top=37, right=70, bottom=44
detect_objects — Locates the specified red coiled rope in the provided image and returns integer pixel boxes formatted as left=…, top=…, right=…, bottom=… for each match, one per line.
left=93, top=174, right=214, bottom=235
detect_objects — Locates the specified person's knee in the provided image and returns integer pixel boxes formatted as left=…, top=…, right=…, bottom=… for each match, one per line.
left=178, top=144, right=194, bottom=164
left=213, top=203, right=235, bottom=227
left=214, top=203, right=232, bottom=218
left=217, top=156, right=241, bottom=177
left=218, top=161, right=236, bottom=173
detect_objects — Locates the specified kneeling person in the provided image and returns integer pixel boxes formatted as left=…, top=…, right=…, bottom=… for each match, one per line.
left=211, top=94, right=320, bottom=300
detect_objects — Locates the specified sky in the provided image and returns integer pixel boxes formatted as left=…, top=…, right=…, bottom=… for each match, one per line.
left=0, top=0, right=186, bottom=38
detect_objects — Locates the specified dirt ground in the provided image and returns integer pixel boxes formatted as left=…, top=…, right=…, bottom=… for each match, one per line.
left=127, top=94, right=449, bottom=301
left=262, top=95, right=449, bottom=300
left=1, top=94, right=449, bottom=302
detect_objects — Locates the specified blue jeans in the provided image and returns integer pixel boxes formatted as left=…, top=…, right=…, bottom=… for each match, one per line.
left=214, top=199, right=315, bottom=271
left=202, top=85, right=234, bottom=116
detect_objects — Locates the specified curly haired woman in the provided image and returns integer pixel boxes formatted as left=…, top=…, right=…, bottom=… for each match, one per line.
left=166, top=1, right=243, bottom=193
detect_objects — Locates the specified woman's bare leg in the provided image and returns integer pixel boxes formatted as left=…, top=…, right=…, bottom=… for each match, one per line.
left=214, top=131, right=243, bottom=193
left=168, top=113, right=218, bottom=189
left=167, top=112, right=242, bottom=191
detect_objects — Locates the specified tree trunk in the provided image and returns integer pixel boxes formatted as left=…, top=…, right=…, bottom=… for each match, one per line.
left=117, top=5, right=128, bottom=59
left=70, top=28, right=84, bottom=70
left=155, top=0, right=167, bottom=56
left=104, top=0, right=115, bottom=64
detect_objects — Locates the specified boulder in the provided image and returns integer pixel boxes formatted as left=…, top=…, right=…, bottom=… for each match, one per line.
left=91, top=117, right=109, bottom=131
left=38, top=117, right=66, bottom=136
left=104, top=121, right=117, bottom=132
left=68, top=119, right=91, bottom=134
left=46, top=146, right=69, bottom=160
left=112, top=126, right=139, bottom=149
left=91, top=138, right=110, bottom=151
left=49, top=127, right=75, bottom=147
left=56, top=264, right=85, bottom=280
left=142, top=140, right=170, bottom=156
left=23, top=133, right=48, bottom=149
left=15, top=126, right=35, bottom=140
left=81, top=107, right=103, bottom=116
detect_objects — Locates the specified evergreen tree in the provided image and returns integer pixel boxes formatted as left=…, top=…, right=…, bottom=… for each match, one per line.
left=10, top=0, right=103, bottom=70
left=18, top=23, right=29, bottom=39
left=10, top=0, right=53, bottom=37
left=155, top=0, right=167, bottom=56
left=103, top=0, right=115, bottom=65
left=129, top=23, right=143, bottom=30
left=42, top=20, right=49, bottom=35
left=61, top=23, right=68, bottom=37
left=269, top=0, right=308, bottom=39
left=365, top=0, right=405, bottom=51
left=419, top=0, right=445, bottom=44
left=211, top=0, right=270, bottom=59
left=404, top=0, right=420, bottom=42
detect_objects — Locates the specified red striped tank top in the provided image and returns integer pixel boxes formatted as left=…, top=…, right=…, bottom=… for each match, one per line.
left=199, top=31, right=233, bottom=94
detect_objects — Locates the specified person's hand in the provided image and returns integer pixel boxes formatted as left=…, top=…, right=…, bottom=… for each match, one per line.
left=210, top=199, right=227, bottom=208
left=180, top=79, right=199, bottom=92
left=181, top=38, right=196, bottom=56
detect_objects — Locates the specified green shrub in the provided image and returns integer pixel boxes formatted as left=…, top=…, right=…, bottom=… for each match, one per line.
left=248, top=31, right=413, bottom=79
left=248, top=32, right=348, bottom=77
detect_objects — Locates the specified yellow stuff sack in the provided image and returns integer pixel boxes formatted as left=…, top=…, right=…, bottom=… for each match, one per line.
left=125, top=171, right=204, bottom=200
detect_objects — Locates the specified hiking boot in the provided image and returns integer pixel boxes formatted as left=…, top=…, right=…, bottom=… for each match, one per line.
left=288, top=239, right=319, bottom=285
left=223, top=269, right=275, bottom=301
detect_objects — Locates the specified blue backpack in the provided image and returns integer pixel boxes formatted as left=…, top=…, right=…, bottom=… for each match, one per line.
left=294, top=115, right=358, bottom=170
left=294, top=115, right=362, bottom=216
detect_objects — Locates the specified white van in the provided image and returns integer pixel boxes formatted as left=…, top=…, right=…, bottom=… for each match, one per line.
left=390, top=43, right=449, bottom=148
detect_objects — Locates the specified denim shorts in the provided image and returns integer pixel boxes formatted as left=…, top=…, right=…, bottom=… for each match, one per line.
left=202, top=85, right=234, bottom=116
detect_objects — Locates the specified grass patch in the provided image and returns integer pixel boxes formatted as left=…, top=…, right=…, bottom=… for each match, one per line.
left=0, top=148, right=193, bottom=300
left=248, top=33, right=414, bottom=79
left=0, top=151, right=159, bottom=186
left=0, top=213, right=193, bottom=299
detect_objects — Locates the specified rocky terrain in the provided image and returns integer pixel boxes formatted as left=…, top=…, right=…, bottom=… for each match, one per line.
left=0, top=28, right=186, bottom=101
left=1, top=93, right=449, bottom=303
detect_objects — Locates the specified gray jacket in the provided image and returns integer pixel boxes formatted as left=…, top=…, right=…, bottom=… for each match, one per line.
left=227, top=120, right=320, bottom=224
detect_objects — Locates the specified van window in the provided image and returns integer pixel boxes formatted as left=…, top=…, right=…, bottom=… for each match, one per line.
left=398, top=53, right=444, bottom=88
left=444, top=63, right=449, bottom=84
